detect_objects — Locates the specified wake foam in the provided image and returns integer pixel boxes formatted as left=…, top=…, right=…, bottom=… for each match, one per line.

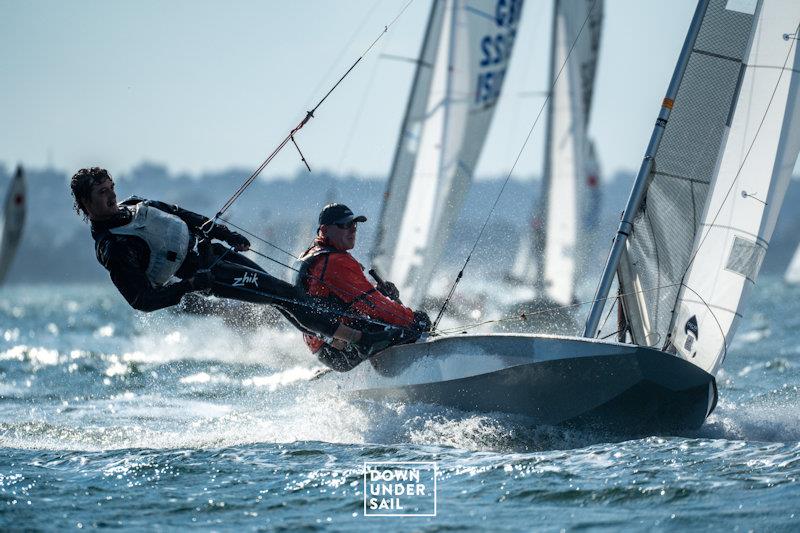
left=695, top=389, right=800, bottom=443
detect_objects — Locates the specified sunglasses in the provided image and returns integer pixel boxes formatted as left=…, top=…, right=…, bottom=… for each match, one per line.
left=335, top=221, right=358, bottom=230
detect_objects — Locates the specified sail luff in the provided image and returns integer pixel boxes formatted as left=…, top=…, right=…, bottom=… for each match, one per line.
left=388, top=0, right=453, bottom=306
left=371, top=0, right=446, bottom=275
left=418, top=0, right=460, bottom=301
left=379, top=0, right=524, bottom=308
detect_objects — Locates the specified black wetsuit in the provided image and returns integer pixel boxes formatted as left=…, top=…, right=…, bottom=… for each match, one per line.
left=90, top=198, right=339, bottom=338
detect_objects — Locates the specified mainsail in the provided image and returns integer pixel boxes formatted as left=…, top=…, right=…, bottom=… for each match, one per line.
left=516, top=0, right=603, bottom=304
left=0, top=165, right=26, bottom=284
left=372, top=0, right=523, bottom=307
left=617, top=0, right=800, bottom=374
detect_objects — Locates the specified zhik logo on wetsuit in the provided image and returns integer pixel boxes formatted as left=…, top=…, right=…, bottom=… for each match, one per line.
left=232, top=272, right=259, bottom=287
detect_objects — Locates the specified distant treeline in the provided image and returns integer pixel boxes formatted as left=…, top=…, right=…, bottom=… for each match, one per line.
left=0, top=162, right=797, bottom=284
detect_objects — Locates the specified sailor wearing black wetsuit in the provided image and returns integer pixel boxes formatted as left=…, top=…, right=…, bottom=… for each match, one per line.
left=89, top=195, right=340, bottom=337
left=68, top=166, right=407, bottom=350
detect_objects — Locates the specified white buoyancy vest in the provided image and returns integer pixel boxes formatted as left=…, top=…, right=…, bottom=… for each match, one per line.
left=108, top=202, right=192, bottom=286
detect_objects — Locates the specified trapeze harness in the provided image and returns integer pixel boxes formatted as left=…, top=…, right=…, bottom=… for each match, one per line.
left=102, top=201, right=343, bottom=338
left=107, top=202, right=192, bottom=286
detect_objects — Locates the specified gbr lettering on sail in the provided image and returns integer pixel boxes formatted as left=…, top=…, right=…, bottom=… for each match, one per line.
left=476, top=0, right=522, bottom=104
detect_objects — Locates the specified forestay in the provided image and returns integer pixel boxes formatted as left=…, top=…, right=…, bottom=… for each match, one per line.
left=618, top=0, right=800, bottom=375
left=372, top=0, right=523, bottom=308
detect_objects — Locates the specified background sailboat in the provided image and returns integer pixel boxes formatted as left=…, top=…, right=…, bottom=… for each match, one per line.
left=506, top=0, right=604, bottom=333
left=0, top=165, right=26, bottom=285
left=371, top=0, right=524, bottom=309
left=784, top=239, right=800, bottom=283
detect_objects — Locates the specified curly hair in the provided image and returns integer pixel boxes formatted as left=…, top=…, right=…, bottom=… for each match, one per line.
left=70, top=167, right=113, bottom=221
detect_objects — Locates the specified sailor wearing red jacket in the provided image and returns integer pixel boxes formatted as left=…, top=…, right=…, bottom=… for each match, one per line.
left=296, top=204, right=431, bottom=371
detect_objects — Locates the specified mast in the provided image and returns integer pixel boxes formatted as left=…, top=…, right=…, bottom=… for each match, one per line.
left=371, top=0, right=441, bottom=267
left=582, top=0, right=710, bottom=338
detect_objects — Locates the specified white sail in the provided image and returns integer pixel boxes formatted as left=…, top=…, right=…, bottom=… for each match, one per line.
left=618, top=0, right=800, bottom=375
left=518, top=0, right=603, bottom=304
left=510, top=217, right=538, bottom=282
left=670, top=0, right=800, bottom=374
left=373, top=0, right=523, bottom=308
left=785, top=240, right=800, bottom=284
left=0, top=166, right=26, bottom=284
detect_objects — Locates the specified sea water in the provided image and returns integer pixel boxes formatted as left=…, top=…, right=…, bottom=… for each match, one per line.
left=1, top=279, right=799, bottom=530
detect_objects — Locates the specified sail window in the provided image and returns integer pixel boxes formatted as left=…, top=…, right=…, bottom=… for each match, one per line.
left=724, top=236, right=765, bottom=281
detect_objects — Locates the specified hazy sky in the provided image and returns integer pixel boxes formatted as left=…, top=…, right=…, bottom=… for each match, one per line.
left=0, top=0, right=701, bottom=180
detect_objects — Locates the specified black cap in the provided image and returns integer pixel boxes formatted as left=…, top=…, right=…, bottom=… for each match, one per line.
left=318, top=203, right=367, bottom=226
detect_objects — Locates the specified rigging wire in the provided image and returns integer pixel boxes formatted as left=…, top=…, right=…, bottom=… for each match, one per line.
left=202, top=0, right=416, bottom=232
left=434, top=282, right=681, bottom=336
left=216, top=239, right=423, bottom=333
left=219, top=217, right=300, bottom=260
left=432, top=0, right=600, bottom=330
left=335, top=23, right=396, bottom=173
left=304, top=0, right=386, bottom=110
left=597, top=293, right=618, bottom=335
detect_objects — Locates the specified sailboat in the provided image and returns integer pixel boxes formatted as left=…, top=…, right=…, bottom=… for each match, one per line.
left=784, top=240, right=800, bottom=283
left=317, top=0, right=800, bottom=433
left=505, top=0, right=604, bottom=333
left=371, top=0, right=524, bottom=310
left=0, top=165, right=26, bottom=285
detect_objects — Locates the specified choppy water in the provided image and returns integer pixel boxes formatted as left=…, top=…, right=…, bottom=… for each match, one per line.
left=1, top=280, right=799, bottom=530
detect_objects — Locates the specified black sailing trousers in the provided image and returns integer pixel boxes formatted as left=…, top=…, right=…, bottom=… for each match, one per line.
left=203, top=243, right=339, bottom=338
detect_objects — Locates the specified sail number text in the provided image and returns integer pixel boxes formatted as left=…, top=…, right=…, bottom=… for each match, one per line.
left=476, top=0, right=523, bottom=104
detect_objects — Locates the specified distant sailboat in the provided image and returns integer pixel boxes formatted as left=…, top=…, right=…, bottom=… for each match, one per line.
left=371, top=0, right=524, bottom=309
left=320, top=0, right=800, bottom=432
left=784, top=240, right=800, bottom=284
left=0, top=165, right=26, bottom=285
left=507, top=0, right=603, bottom=332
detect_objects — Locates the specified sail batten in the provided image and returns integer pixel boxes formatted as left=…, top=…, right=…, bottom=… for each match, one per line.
left=0, top=166, right=26, bottom=285
left=617, top=0, right=800, bottom=375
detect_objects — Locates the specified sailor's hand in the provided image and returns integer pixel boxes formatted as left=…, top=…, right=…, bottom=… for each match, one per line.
left=412, top=310, right=432, bottom=333
left=226, top=232, right=250, bottom=252
left=190, top=269, right=215, bottom=292
left=377, top=281, right=401, bottom=301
